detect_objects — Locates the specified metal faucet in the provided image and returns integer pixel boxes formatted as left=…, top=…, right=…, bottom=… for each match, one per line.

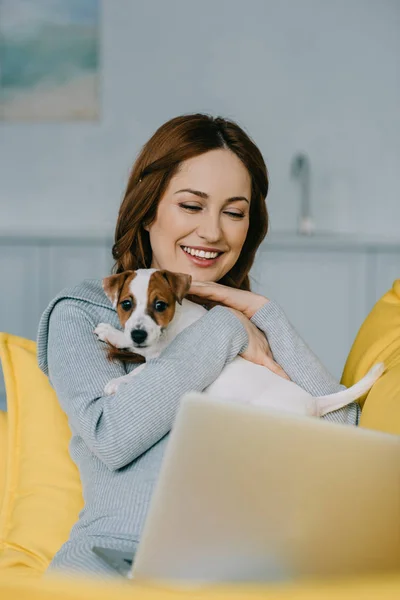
left=290, top=153, right=315, bottom=235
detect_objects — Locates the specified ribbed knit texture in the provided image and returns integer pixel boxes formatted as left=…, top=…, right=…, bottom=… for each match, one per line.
left=37, top=279, right=359, bottom=576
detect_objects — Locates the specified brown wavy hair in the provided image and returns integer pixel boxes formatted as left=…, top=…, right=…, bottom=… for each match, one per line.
left=112, top=113, right=269, bottom=291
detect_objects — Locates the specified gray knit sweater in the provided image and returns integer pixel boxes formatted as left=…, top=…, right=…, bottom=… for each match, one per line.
left=37, top=279, right=359, bottom=576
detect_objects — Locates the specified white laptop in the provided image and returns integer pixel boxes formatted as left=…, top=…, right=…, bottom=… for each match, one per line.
left=94, top=393, right=400, bottom=583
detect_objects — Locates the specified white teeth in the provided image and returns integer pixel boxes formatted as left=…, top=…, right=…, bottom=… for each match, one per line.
left=183, top=246, right=219, bottom=259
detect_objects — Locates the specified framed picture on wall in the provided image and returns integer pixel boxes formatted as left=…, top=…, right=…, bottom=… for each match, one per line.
left=0, top=0, right=100, bottom=121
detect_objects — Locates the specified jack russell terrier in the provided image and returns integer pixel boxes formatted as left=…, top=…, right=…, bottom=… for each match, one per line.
left=94, top=268, right=384, bottom=418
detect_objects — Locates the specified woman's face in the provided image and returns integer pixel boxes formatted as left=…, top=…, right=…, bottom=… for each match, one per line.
left=146, top=149, right=251, bottom=282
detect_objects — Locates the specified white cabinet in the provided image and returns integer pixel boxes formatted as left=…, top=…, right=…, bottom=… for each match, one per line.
left=373, top=251, right=400, bottom=306
left=45, top=243, right=113, bottom=309
left=0, top=244, right=43, bottom=340
left=0, top=243, right=42, bottom=409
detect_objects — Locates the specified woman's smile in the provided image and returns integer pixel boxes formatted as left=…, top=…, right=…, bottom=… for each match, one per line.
left=180, top=245, right=224, bottom=268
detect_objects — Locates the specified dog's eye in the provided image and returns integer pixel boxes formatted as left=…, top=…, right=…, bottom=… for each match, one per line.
left=154, top=300, right=168, bottom=312
left=121, top=299, right=133, bottom=312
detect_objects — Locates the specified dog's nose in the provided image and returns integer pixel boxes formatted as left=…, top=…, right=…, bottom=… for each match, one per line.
left=131, top=329, right=148, bottom=345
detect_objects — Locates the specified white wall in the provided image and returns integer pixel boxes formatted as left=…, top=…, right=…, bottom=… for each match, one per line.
left=0, top=0, right=399, bottom=237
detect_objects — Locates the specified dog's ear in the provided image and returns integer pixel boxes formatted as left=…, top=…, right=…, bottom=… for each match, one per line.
left=102, top=271, right=135, bottom=308
left=160, top=270, right=192, bottom=305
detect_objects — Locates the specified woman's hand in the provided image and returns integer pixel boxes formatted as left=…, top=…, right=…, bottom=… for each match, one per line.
left=228, top=308, right=290, bottom=380
left=189, top=280, right=289, bottom=379
left=189, top=280, right=268, bottom=319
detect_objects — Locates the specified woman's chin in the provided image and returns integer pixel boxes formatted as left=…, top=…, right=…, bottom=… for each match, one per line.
left=178, top=264, right=221, bottom=283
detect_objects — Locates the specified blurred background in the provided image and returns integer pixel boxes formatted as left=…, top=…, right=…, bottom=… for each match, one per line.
left=0, top=0, right=399, bottom=408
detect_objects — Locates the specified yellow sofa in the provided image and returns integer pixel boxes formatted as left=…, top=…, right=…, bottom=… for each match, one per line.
left=0, top=281, right=399, bottom=599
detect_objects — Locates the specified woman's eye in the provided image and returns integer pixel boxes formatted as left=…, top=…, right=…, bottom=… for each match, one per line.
left=180, top=203, right=202, bottom=212
left=225, top=211, right=245, bottom=219
left=154, top=300, right=168, bottom=312
left=180, top=202, right=244, bottom=219
left=121, top=299, right=133, bottom=311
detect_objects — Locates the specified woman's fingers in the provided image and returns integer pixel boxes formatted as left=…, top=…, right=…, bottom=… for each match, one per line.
left=263, top=357, right=291, bottom=380
left=189, top=281, right=268, bottom=319
left=189, top=282, right=242, bottom=311
left=189, top=281, right=227, bottom=300
left=240, top=351, right=289, bottom=380
left=229, top=307, right=289, bottom=381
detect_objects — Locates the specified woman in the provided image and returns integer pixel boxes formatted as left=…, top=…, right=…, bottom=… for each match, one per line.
left=37, top=114, right=359, bottom=576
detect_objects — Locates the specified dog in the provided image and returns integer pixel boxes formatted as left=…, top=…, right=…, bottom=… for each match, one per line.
left=94, top=268, right=384, bottom=417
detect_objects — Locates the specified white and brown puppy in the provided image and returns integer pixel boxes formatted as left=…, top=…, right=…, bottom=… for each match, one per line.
left=95, top=268, right=384, bottom=417
left=95, top=269, right=194, bottom=359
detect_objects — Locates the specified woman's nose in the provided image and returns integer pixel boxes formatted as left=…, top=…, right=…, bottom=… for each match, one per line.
left=197, top=214, right=222, bottom=242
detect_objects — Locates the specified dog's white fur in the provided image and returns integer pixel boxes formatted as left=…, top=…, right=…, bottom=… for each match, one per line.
left=95, top=269, right=384, bottom=417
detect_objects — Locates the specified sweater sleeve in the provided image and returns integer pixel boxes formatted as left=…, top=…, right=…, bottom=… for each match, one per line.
left=250, top=300, right=346, bottom=395
left=47, top=301, right=248, bottom=470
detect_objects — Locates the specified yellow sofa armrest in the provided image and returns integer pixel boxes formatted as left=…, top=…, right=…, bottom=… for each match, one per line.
left=0, top=411, right=7, bottom=513
left=342, top=279, right=400, bottom=435
left=0, top=333, right=83, bottom=575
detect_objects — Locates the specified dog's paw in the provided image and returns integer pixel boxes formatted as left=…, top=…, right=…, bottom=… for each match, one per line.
left=104, top=378, right=123, bottom=395
left=94, top=323, right=114, bottom=343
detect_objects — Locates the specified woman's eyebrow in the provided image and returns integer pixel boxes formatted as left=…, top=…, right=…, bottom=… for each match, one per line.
left=174, top=188, right=249, bottom=204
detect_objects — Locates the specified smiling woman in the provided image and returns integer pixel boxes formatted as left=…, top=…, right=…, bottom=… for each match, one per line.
left=37, top=113, right=360, bottom=577
left=145, top=149, right=252, bottom=282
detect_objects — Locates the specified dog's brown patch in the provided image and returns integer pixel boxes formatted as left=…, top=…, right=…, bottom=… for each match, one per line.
left=147, top=270, right=192, bottom=328
left=101, top=270, right=144, bottom=364
left=161, top=270, right=192, bottom=304
left=107, top=346, right=145, bottom=364
left=103, top=271, right=137, bottom=327
left=147, top=271, right=178, bottom=328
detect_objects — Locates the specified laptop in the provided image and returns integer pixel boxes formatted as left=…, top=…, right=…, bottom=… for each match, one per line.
left=94, top=393, right=400, bottom=583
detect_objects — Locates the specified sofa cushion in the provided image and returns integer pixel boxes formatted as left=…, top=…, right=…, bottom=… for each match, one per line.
left=0, top=411, right=7, bottom=512
left=342, top=279, right=400, bottom=435
left=0, top=333, right=83, bottom=575
left=0, top=570, right=399, bottom=600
